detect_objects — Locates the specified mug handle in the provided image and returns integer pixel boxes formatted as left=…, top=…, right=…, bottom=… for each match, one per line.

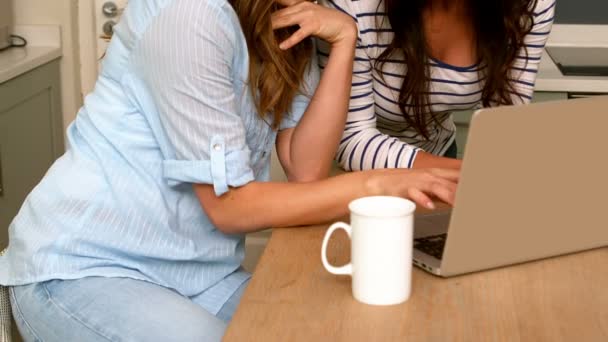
left=321, top=222, right=353, bottom=276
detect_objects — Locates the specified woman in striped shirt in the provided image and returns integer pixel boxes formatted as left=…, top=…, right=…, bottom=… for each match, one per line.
left=1, top=0, right=457, bottom=340
left=319, top=0, right=555, bottom=171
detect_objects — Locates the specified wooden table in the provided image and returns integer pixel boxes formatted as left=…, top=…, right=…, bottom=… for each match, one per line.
left=224, top=224, right=608, bottom=342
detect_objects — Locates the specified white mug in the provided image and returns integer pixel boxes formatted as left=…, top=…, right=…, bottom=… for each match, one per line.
left=321, top=196, right=416, bottom=306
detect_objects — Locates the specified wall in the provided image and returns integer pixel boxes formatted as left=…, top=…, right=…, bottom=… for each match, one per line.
left=13, top=0, right=82, bottom=132
left=77, top=0, right=98, bottom=98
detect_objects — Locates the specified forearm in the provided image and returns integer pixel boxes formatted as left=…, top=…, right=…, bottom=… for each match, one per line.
left=412, top=151, right=462, bottom=169
left=337, top=129, right=417, bottom=171
left=337, top=131, right=461, bottom=171
left=195, top=171, right=373, bottom=234
left=286, top=39, right=356, bottom=180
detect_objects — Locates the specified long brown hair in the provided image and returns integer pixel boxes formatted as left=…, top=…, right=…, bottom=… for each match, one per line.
left=230, top=0, right=313, bottom=128
left=376, top=0, right=537, bottom=138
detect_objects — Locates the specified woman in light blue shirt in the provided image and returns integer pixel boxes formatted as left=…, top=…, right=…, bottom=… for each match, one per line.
left=0, top=0, right=457, bottom=340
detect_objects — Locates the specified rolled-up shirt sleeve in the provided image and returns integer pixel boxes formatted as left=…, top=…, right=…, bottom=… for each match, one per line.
left=130, top=1, right=253, bottom=196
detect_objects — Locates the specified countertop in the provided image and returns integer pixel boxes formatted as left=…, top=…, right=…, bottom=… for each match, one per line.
left=225, top=223, right=608, bottom=342
left=536, top=25, right=608, bottom=93
left=0, top=25, right=62, bottom=84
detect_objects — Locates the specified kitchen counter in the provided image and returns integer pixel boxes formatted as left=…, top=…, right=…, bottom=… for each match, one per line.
left=0, top=25, right=62, bottom=84
left=536, top=25, right=608, bottom=94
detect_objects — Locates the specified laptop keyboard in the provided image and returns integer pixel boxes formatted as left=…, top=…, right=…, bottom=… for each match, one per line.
left=414, top=234, right=447, bottom=260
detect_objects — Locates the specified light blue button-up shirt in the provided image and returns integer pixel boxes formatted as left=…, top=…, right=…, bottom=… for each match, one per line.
left=0, top=0, right=319, bottom=315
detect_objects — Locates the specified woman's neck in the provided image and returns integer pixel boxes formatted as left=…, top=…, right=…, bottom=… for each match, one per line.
left=423, top=0, right=477, bottom=67
left=427, top=0, right=471, bottom=16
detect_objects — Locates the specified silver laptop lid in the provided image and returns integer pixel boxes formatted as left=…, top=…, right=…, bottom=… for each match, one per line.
left=440, top=96, right=608, bottom=277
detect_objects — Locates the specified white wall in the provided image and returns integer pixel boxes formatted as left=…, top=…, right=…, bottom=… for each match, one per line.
left=77, top=0, right=98, bottom=98
left=13, top=0, right=82, bottom=131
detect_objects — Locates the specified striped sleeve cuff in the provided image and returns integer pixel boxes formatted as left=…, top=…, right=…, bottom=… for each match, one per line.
left=398, top=147, right=422, bottom=169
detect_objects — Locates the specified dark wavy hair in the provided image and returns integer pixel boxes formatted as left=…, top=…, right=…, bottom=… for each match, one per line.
left=376, top=0, right=537, bottom=138
left=230, top=0, right=313, bottom=129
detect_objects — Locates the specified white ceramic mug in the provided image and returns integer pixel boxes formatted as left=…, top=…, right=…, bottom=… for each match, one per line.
left=321, top=196, right=416, bottom=306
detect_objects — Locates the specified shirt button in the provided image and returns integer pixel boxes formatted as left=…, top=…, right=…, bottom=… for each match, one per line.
left=213, top=144, right=221, bottom=151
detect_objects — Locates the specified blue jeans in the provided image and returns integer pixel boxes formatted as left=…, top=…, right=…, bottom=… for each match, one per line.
left=10, top=276, right=248, bottom=342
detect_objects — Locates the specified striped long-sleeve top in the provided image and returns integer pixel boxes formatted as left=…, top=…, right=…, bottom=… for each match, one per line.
left=318, top=0, right=555, bottom=171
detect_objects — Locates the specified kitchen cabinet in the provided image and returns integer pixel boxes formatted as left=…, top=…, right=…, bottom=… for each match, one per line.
left=0, top=60, right=63, bottom=247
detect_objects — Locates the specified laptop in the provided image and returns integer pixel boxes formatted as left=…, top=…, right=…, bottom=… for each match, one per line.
left=412, top=96, right=608, bottom=277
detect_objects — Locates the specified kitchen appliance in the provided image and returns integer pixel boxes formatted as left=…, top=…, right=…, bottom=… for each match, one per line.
left=0, top=0, right=13, bottom=50
left=547, top=46, right=608, bottom=77
left=548, top=1, right=608, bottom=78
